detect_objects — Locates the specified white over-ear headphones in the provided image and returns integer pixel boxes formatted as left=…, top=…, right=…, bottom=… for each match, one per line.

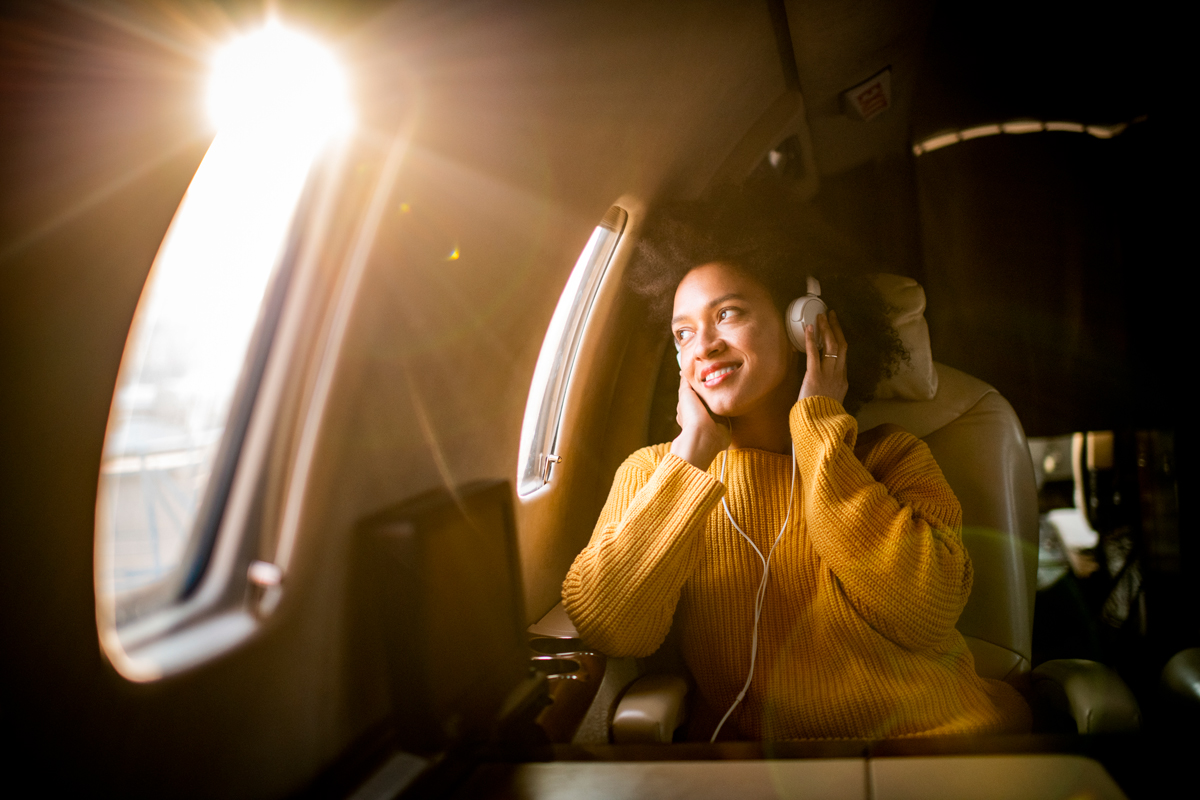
left=784, top=276, right=827, bottom=352
left=676, top=275, right=828, bottom=367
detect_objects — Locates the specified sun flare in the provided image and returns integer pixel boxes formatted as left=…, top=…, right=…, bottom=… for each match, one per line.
left=207, top=20, right=352, bottom=139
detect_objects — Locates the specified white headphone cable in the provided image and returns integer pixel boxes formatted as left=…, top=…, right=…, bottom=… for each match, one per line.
left=709, top=437, right=796, bottom=742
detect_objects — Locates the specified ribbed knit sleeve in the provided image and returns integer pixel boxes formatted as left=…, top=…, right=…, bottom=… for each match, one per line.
left=562, top=445, right=725, bottom=657
left=790, top=396, right=969, bottom=652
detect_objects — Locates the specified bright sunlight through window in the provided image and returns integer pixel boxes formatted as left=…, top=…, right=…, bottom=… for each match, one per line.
left=96, top=22, right=352, bottom=632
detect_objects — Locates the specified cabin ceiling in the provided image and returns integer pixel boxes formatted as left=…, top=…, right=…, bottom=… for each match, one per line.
left=784, top=0, right=934, bottom=175
left=359, top=0, right=939, bottom=196
left=225, top=0, right=1151, bottom=192
left=354, top=0, right=788, bottom=212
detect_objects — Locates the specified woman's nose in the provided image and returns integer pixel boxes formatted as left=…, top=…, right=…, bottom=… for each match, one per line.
left=694, top=325, right=724, bottom=358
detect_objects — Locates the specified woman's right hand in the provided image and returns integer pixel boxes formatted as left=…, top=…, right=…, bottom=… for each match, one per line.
left=798, top=311, right=849, bottom=405
left=670, top=372, right=731, bottom=471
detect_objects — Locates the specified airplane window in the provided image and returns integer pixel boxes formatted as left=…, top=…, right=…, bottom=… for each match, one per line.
left=95, top=23, right=351, bottom=647
left=517, top=206, right=627, bottom=496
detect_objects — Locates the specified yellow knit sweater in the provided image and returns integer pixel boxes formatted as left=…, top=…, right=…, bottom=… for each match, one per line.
left=563, top=396, right=1030, bottom=740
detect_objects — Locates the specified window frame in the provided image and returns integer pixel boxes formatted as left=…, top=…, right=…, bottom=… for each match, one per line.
left=517, top=206, right=627, bottom=496
left=95, top=144, right=354, bottom=681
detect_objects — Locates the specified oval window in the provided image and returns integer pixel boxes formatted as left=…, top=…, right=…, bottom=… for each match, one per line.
left=95, top=23, right=351, bottom=667
left=517, top=206, right=626, bottom=495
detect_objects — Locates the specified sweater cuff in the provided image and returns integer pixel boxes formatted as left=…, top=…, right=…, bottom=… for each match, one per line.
left=790, top=395, right=857, bottom=450
left=653, top=452, right=726, bottom=515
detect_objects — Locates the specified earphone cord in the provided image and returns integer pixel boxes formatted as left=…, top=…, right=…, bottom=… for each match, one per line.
left=709, top=439, right=797, bottom=743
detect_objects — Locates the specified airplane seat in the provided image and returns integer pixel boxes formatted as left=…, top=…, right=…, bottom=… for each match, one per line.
left=554, top=275, right=1140, bottom=743
left=857, top=360, right=1039, bottom=684
left=857, top=362, right=1138, bottom=733
left=358, top=481, right=547, bottom=753
left=1157, top=647, right=1200, bottom=730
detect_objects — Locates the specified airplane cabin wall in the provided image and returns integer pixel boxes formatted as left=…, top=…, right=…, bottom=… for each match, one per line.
left=319, top=0, right=791, bottom=628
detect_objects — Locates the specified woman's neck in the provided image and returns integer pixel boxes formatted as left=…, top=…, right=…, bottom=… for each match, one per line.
left=727, top=369, right=800, bottom=455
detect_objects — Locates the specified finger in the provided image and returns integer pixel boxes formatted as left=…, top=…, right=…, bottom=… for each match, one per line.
left=828, top=309, right=848, bottom=354
left=819, top=313, right=838, bottom=357
left=804, top=322, right=820, bottom=374
left=680, top=371, right=699, bottom=402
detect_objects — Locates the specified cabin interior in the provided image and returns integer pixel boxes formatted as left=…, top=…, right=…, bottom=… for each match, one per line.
left=0, top=1, right=1189, bottom=798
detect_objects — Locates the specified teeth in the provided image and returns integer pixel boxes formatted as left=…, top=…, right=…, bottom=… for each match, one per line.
left=704, top=365, right=736, bottom=384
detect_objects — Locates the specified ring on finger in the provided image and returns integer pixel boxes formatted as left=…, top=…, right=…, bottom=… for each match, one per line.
left=823, top=353, right=838, bottom=359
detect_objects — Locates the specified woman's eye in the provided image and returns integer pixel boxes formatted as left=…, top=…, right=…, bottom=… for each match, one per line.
left=675, top=330, right=692, bottom=344
left=718, top=308, right=737, bottom=321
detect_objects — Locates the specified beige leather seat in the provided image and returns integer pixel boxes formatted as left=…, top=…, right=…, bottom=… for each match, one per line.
left=857, top=362, right=1039, bottom=683
left=859, top=363, right=1139, bottom=734
left=595, top=277, right=1141, bottom=742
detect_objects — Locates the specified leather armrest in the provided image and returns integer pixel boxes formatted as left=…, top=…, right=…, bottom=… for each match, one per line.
left=1031, top=659, right=1141, bottom=734
left=612, top=673, right=689, bottom=744
left=1161, top=647, right=1200, bottom=708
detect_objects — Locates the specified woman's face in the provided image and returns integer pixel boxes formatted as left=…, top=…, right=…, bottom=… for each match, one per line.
left=671, top=263, right=795, bottom=418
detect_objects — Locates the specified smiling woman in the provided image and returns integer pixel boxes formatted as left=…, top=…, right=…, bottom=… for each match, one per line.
left=629, top=194, right=904, bottom=417
left=673, top=265, right=797, bottom=418
left=563, top=195, right=1032, bottom=742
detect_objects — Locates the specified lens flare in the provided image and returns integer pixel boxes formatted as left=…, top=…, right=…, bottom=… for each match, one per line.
left=207, top=20, right=352, bottom=140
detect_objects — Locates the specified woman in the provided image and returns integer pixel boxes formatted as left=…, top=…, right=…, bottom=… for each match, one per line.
left=562, top=198, right=1030, bottom=741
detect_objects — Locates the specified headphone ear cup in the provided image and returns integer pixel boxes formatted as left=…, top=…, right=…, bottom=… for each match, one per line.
left=786, top=295, right=829, bottom=351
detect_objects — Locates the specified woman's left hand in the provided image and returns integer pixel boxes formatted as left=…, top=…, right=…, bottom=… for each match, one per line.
left=798, top=310, right=849, bottom=405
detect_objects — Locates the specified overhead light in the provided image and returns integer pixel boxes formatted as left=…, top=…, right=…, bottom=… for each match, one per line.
left=1001, top=120, right=1045, bottom=135
left=912, top=116, right=1144, bottom=156
left=960, top=124, right=1001, bottom=140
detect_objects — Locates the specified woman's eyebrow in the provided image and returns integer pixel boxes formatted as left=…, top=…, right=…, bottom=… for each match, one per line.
left=671, top=293, right=746, bottom=325
left=706, top=293, right=745, bottom=309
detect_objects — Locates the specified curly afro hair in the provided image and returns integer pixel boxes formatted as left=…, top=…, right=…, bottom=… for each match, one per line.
left=627, top=189, right=907, bottom=414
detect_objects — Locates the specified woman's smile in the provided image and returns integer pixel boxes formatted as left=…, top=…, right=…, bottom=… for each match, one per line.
left=700, top=361, right=741, bottom=387
left=672, top=263, right=796, bottom=419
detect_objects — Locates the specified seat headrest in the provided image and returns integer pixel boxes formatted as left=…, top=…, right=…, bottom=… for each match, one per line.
left=857, top=362, right=995, bottom=439
left=870, top=274, right=938, bottom=401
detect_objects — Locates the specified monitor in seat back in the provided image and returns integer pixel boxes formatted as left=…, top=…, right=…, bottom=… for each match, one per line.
left=358, top=480, right=528, bottom=752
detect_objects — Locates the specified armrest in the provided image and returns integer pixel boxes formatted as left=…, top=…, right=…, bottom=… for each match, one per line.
left=1161, top=647, right=1200, bottom=707
left=612, top=673, right=689, bottom=744
left=1031, top=659, right=1141, bottom=734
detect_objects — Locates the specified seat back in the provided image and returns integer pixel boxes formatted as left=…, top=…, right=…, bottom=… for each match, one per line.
left=358, top=481, right=531, bottom=750
left=856, top=363, right=1039, bottom=681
